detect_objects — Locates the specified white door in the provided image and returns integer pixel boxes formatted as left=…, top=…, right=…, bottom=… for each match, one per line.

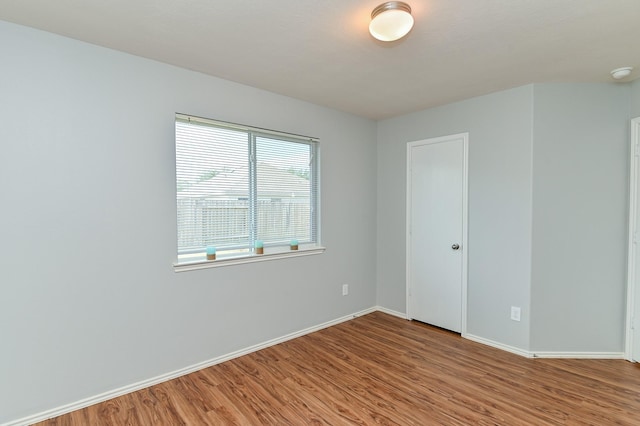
left=407, top=133, right=467, bottom=333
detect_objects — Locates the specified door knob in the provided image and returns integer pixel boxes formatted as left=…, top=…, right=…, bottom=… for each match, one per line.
left=451, top=244, right=460, bottom=250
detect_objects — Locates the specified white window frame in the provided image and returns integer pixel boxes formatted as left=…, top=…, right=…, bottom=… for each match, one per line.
left=173, top=114, right=324, bottom=272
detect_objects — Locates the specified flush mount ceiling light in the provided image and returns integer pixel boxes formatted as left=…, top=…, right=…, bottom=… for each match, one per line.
left=611, top=67, right=633, bottom=80
left=369, top=1, right=414, bottom=42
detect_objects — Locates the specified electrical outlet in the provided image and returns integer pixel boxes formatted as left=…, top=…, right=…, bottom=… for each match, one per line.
left=511, top=306, right=521, bottom=322
left=342, top=284, right=349, bottom=296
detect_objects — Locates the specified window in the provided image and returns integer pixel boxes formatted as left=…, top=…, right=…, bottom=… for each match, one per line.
left=175, top=113, right=320, bottom=266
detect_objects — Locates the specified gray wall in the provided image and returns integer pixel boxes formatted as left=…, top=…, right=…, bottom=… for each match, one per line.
left=377, top=82, right=634, bottom=354
left=633, top=79, right=640, bottom=117
left=0, top=21, right=377, bottom=424
left=1, top=17, right=637, bottom=425
left=377, top=86, right=534, bottom=350
left=530, top=83, right=630, bottom=352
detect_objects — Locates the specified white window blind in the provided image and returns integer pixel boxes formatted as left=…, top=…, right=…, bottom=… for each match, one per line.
left=175, top=114, right=319, bottom=263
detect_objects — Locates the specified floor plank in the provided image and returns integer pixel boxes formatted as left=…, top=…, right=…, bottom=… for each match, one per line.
left=33, top=312, right=640, bottom=425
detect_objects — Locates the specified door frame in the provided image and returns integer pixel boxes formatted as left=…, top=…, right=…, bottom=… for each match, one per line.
left=626, top=117, right=640, bottom=361
left=406, top=132, right=469, bottom=335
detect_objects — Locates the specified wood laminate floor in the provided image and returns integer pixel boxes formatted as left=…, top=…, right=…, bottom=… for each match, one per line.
left=34, top=312, right=640, bottom=425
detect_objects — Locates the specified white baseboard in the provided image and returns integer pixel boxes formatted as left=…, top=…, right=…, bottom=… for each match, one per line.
left=531, top=351, right=626, bottom=359
left=374, top=306, right=408, bottom=319
left=463, top=333, right=534, bottom=358
left=464, top=333, right=626, bottom=360
left=3, top=307, right=377, bottom=426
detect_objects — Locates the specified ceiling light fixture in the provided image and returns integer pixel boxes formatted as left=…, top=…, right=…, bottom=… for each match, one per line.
left=611, top=67, right=633, bottom=80
left=369, top=2, right=414, bottom=42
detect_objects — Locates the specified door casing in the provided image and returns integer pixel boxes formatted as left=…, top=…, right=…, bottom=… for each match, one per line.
left=626, top=117, right=640, bottom=361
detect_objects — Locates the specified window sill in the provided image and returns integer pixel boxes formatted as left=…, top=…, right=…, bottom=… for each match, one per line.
left=173, top=246, right=326, bottom=272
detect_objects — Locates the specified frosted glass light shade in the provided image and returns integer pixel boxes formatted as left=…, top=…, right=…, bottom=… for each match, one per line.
left=611, top=67, right=632, bottom=80
left=369, top=2, right=414, bottom=42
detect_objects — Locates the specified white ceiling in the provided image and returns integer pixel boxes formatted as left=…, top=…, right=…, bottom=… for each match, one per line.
left=1, top=0, right=639, bottom=120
